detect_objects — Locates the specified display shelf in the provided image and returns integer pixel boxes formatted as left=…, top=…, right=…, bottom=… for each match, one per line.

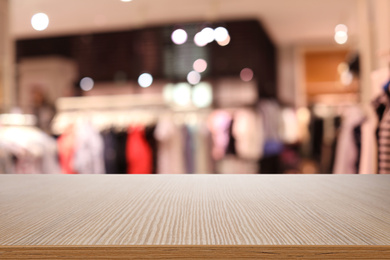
left=0, top=174, right=390, bottom=259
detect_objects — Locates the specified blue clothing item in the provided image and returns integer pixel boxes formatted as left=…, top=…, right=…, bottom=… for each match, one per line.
left=263, top=140, right=283, bottom=157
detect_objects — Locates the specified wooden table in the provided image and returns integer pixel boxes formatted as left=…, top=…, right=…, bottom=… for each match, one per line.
left=0, top=174, right=390, bottom=259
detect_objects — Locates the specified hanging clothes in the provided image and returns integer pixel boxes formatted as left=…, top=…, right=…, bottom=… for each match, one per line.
left=232, top=109, right=264, bottom=160
left=0, top=125, right=61, bottom=174
left=183, top=125, right=195, bottom=174
left=333, top=106, right=365, bottom=174
left=126, top=126, right=152, bottom=174
left=102, top=129, right=119, bottom=174
left=207, top=110, right=232, bottom=161
left=154, top=116, right=185, bottom=174
left=144, top=125, right=158, bottom=174
left=73, top=121, right=105, bottom=174
left=378, top=107, right=390, bottom=174
left=358, top=106, right=377, bottom=174
left=115, top=130, right=129, bottom=174
left=193, top=122, right=214, bottom=174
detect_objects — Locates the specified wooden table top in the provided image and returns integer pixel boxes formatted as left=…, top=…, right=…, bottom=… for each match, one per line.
left=1, top=174, right=390, bottom=259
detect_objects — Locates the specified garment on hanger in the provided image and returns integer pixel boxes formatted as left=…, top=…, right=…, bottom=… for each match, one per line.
left=154, top=116, right=185, bottom=174
left=0, top=125, right=61, bottom=174
left=73, top=121, right=105, bottom=174
left=144, top=125, right=158, bottom=174
left=232, top=109, right=264, bottom=160
left=207, top=110, right=232, bottom=160
left=126, top=126, right=152, bottom=174
left=102, top=129, right=119, bottom=174
left=333, top=106, right=365, bottom=174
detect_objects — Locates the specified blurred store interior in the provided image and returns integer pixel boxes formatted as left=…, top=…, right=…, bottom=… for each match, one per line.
left=0, top=0, right=389, bottom=174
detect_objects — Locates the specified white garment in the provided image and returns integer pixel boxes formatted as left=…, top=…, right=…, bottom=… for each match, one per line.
left=73, top=121, right=105, bottom=174
left=232, top=109, right=264, bottom=160
left=281, top=108, right=299, bottom=144
left=0, top=126, right=61, bottom=174
left=333, top=106, right=365, bottom=174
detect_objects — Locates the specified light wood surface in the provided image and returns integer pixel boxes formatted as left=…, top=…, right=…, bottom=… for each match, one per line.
left=0, top=174, right=390, bottom=259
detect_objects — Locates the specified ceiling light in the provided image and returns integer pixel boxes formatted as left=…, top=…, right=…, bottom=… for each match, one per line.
left=240, top=68, right=254, bottom=82
left=194, top=32, right=208, bottom=47
left=335, top=24, right=348, bottom=33
left=138, top=73, right=153, bottom=88
left=80, top=77, right=94, bottom=91
left=31, top=13, right=49, bottom=31
left=193, top=59, right=208, bottom=73
left=187, top=71, right=201, bottom=85
left=201, top=27, right=215, bottom=43
left=217, top=35, right=231, bottom=46
left=171, top=29, right=188, bottom=45
left=214, top=27, right=229, bottom=42
left=334, top=31, right=348, bottom=45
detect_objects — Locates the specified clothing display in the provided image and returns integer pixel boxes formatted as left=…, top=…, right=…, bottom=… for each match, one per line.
left=0, top=125, right=61, bottom=174
left=332, top=106, right=365, bottom=174
left=126, top=126, right=152, bottom=174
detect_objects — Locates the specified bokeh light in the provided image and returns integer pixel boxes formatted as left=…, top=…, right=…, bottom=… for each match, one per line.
left=201, top=27, right=215, bottom=43
left=187, top=71, right=201, bottom=85
left=334, top=31, right=348, bottom=44
left=31, top=13, right=49, bottom=31
left=240, top=68, right=254, bottom=82
left=335, top=24, right=348, bottom=33
left=217, top=35, right=231, bottom=46
left=214, top=27, right=229, bottom=42
left=192, top=83, right=212, bottom=108
left=193, top=59, right=208, bottom=73
left=194, top=32, right=208, bottom=47
left=173, top=83, right=191, bottom=106
left=171, top=29, right=188, bottom=45
left=80, top=77, right=94, bottom=91
left=138, top=73, right=153, bottom=88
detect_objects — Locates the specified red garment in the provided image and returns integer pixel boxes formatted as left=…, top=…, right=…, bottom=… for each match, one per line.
left=126, top=126, right=152, bottom=174
left=57, top=126, right=77, bottom=174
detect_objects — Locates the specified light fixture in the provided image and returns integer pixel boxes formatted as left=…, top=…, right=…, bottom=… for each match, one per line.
left=193, top=59, right=208, bottom=73
left=240, top=68, right=254, bottom=82
left=192, top=83, right=212, bottom=108
left=138, top=73, right=153, bottom=88
left=171, top=29, right=188, bottom=45
left=31, top=13, right=49, bottom=31
left=201, top=27, right=215, bottom=43
left=214, top=27, right=229, bottom=42
left=80, top=77, right=94, bottom=91
left=194, top=32, right=208, bottom=47
left=187, top=71, right=201, bottom=85
left=334, top=31, right=348, bottom=45
left=217, top=35, right=231, bottom=46
left=173, top=83, right=191, bottom=106
left=334, top=24, right=348, bottom=45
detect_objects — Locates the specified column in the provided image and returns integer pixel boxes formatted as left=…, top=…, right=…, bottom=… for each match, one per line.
left=0, top=0, right=15, bottom=112
left=357, top=0, right=373, bottom=104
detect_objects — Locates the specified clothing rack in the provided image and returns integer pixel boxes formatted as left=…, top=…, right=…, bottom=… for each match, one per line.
left=56, top=94, right=167, bottom=112
left=0, top=113, right=37, bottom=127
left=52, top=94, right=211, bottom=135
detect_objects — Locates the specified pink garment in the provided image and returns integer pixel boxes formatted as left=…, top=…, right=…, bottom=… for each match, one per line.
left=154, top=116, right=185, bottom=174
left=207, top=110, right=232, bottom=160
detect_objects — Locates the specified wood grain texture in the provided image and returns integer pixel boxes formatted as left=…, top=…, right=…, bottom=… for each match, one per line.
left=1, top=246, right=390, bottom=259
left=0, top=175, right=390, bottom=258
